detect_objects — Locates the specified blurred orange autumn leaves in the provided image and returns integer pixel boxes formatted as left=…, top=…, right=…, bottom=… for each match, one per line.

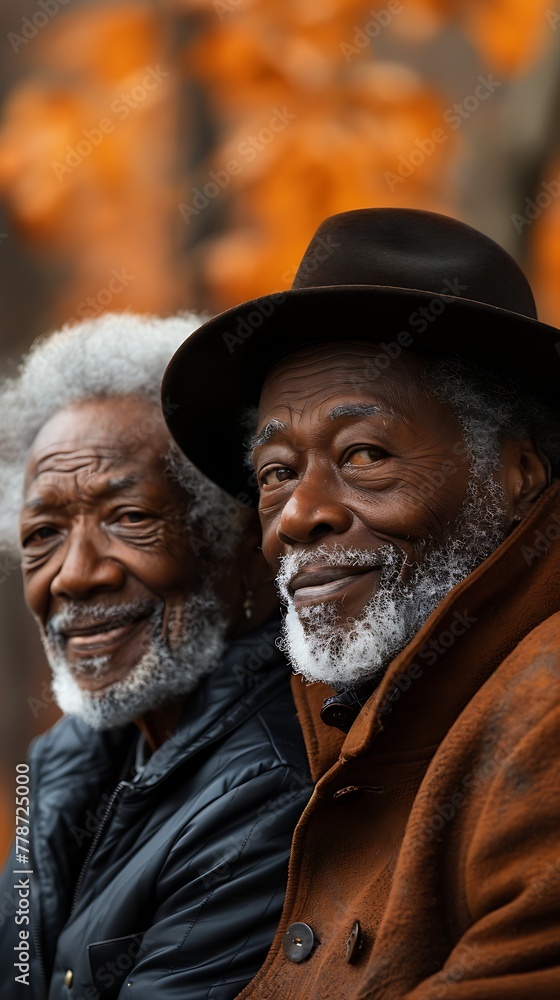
left=0, top=0, right=559, bottom=325
left=462, top=0, right=557, bottom=74
left=177, top=0, right=560, bottom=307
left=178, top=0, right=457, bottom=305
left=0, top=5, right=181, bottom=322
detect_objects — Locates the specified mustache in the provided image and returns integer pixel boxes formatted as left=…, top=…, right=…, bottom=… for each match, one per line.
left=46, top=600, right=158, bottom=638
left=276, top=543, right=406, bottom=603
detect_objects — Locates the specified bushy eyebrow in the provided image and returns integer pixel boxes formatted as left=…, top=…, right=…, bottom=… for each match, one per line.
left=22, top=474, right=142, bottom=512
left=249, top=405, right=386, bottom=451
left=22, top=496, right=51, bottom=512
left=329, top=404, right=382, bottom=421
left=249, top=419, right=287, bottom=450
left=106, top=474, right=141, bottom=491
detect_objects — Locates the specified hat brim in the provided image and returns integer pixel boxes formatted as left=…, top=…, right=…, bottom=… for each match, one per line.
left=162, top=284, right=560, bottom=501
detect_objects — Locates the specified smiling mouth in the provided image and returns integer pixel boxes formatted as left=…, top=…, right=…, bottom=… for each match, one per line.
left=289, top=565, right=381, bottom=607
left=58, top=610, right=153, bottom=654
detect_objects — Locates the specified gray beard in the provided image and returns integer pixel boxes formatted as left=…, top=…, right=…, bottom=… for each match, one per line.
left=42, top=582, right=228, bottom=730
left=277, top=474, right=511, bottom=691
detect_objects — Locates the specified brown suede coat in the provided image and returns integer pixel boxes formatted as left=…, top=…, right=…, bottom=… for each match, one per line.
left=239, top=482, right=560, bottom=999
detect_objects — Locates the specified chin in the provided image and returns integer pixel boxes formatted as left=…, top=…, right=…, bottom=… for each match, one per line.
left=279, top=601, right=391, bottom=691
left=70, top=663, right=136, bottom=693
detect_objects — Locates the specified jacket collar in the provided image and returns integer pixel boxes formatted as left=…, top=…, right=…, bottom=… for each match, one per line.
left=138, top=619, right=284, bottom=786
left=291, top=481, right=560, bottom=771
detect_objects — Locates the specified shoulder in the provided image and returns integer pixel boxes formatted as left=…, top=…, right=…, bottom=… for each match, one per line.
left=456, top=612, right=560, bottom=832
left=208, top=620, right=309, bottom=771
left=29, top=714, right=93, bottom=765
left=488, top=609, right=560, bottom=734
left=28, top=714, right=132, bottom=786
left=194, top=684, right=311, bottom=799
left=514, top=608, right=560, bottom=661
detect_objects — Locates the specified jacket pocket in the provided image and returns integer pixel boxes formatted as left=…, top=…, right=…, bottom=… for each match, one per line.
left=88, top=931, right=146, bottom=998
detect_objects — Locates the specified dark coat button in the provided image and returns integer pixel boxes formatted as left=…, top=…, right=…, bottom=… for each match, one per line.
left=283, top=922, right=316, bottom=963
left=320, top=700, right=357, bottom=733
left=345, top=920, right=363, bottom=963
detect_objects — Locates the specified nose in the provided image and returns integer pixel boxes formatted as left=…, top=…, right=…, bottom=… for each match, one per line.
left=277, top=467, right=353, bottom=546
left=50, top=526, right=126, bottom=600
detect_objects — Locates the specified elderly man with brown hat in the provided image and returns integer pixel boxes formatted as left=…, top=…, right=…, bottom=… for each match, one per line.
left=163, top=208, right=560, bottom=999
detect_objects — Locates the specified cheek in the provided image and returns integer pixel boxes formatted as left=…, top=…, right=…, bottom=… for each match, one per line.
left=356, top=466, right=470, bottom=539
left=258, top=511, right=283, bottom=569
left=162, top=600, right=186, bottom=648
left=407, top=460, right=471, bottom=518
left=132, top=546, right=201, bottom=595
left=22, top=569, right=53, bottom=622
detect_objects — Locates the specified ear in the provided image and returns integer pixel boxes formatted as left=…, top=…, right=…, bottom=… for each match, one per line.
left=499, top=438, right=551, bottom=521
left=211, top=507, right=277, bottom=637
left=237, top=510, right=275, bottom=590
left=230, top=508, right=278, bottom=635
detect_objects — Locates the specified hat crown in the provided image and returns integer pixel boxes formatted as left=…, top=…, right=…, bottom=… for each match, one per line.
left=292, top=208, right=537, bottom=319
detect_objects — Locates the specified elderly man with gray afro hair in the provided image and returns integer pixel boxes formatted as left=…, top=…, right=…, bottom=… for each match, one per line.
left=0, top=311, right=238, bottom=561
left=0, top=312, right=312, bottom=999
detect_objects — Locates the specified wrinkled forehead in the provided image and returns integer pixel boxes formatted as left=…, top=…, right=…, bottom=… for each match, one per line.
left=258, top=341, right=434, bottom=419
left=24, top=397, right=172, bottom=490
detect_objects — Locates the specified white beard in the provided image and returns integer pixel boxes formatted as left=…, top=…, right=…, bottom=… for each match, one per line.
left=42, top=583, right=228, bottom=730
left=277, top=475, right=511, bottom=690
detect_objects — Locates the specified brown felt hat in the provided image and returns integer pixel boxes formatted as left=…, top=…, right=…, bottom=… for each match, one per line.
left=162, top=207, right=560, bottom=501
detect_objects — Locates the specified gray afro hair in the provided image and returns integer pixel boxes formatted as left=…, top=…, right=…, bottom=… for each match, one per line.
left=0, top=312, right=247, bottom=560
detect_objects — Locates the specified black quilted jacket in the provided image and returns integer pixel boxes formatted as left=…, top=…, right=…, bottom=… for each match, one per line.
left=0, top=621, right=312, bottom=999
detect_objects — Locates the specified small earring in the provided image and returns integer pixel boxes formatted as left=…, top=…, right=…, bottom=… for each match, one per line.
left=243, top=588, right=255, bottom=621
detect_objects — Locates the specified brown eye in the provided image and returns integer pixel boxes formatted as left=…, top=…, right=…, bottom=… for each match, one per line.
left=260, top=467, right=294, bottom=487
left=346, top=447, right=387, bottom=466
left=22, top=525, right=59, bottom=548
left=119, top=511, right=148, bottom=523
